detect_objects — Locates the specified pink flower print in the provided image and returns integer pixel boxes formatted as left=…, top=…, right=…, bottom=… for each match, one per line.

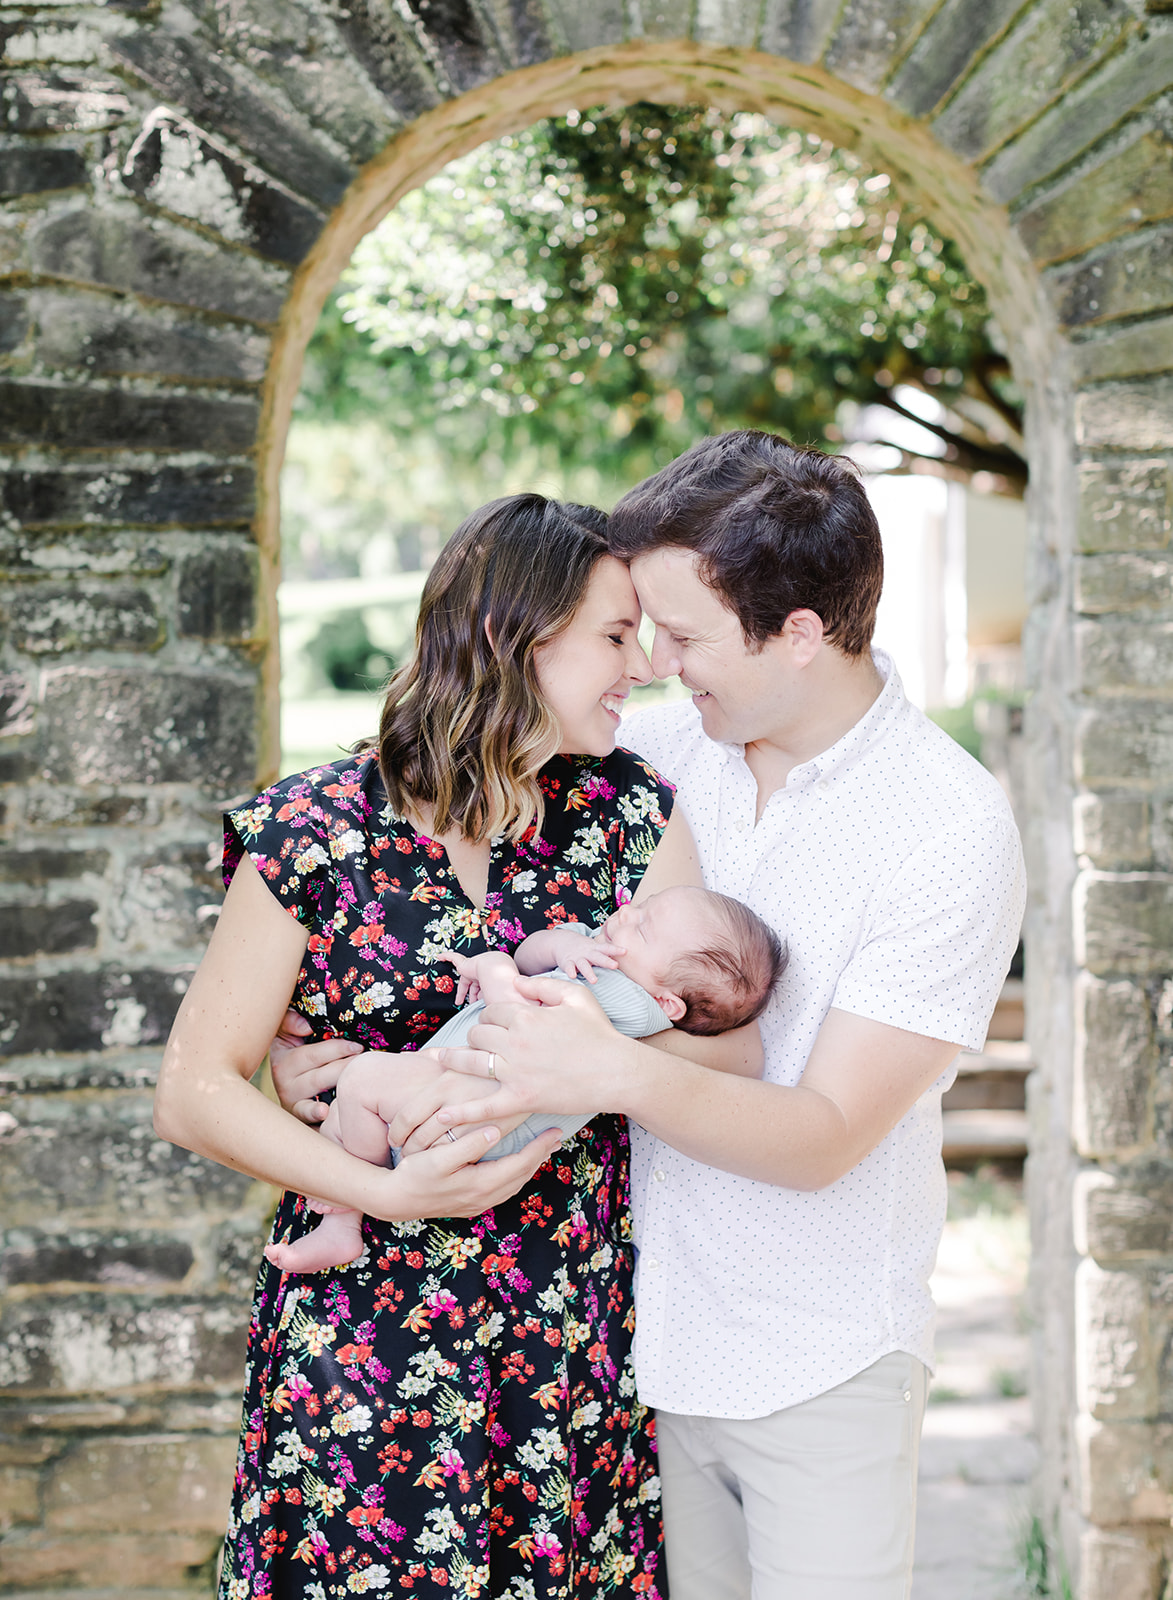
left=287, top=1375, right=314, bottom=1403
left=615, top=886, right=632, bottom=905
left=426, top=1289, right=458, bottom=1314
left=360, top=901, right=383, bottom=924
left=439, top=1448, right=465, bottom=1477
left=380, top=934, right=408, bottom=957
left=534, top=1531, right=562, bottom=1558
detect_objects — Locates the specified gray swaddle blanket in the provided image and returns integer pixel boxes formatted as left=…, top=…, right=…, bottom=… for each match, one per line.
left=394, top=959, right=672, bottom=1162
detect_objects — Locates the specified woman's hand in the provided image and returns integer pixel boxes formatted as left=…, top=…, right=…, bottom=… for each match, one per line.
left=371, top=1126, right=565, bottom=1220
left=269, top=1009, right=363, bottom=1123
left=388, top=1068, right=535, bottom=1155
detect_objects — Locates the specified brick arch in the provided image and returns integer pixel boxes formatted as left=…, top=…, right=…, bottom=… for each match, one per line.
left=0, top=5, right=1169, bottom=1594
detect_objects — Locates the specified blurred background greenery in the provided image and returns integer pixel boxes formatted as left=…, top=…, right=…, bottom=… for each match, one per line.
left=279, top=105, right=1026, bottom=774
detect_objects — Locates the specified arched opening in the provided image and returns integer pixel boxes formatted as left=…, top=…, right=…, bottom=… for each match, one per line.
left=255, top=43, right=1065, bottom=793
left=256, top=41, right=1065, bottom=1589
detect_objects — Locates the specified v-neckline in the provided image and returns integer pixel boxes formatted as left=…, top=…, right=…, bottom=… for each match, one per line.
left=411, top=823, right=496, bottom=914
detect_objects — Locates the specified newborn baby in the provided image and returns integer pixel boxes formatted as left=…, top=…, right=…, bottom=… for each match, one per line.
left=266, top=885, right=786, bottom=1273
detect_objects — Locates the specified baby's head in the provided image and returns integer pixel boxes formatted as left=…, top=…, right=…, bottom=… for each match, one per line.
left=602, top=886, right=787, bottom=1036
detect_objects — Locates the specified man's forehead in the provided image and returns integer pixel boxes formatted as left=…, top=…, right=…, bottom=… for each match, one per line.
left=629, top=549, right=732, bottom=623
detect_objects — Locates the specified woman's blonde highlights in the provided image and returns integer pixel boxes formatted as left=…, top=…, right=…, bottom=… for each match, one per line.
left=376, top=495, right=609, bottom=843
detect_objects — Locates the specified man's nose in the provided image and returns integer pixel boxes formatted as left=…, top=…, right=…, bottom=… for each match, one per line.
left=650, top=628, right=680, bottom=679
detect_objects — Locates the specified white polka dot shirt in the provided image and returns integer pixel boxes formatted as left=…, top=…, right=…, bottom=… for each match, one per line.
left=621, top=651, right=1026, bottom=1419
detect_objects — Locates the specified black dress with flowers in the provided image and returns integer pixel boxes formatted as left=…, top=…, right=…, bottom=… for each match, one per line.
left=217, top=749, right=674, bottom=1600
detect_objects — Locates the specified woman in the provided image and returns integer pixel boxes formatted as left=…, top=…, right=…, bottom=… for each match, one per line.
left=156, top=495, right=743, bottom=1600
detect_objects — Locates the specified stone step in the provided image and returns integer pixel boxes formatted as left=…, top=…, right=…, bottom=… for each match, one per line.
left=985, top=978, right=1024, bottom=1041
left=941, top=1109, right=1029, bottom=1165
left=943, top=1040, right=1031, bottom=1112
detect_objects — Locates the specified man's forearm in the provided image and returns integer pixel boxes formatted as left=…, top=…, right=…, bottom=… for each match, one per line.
left=604, top=1036, right=851, bottom=1189
left=643, top=1020, right=764, bottom=1078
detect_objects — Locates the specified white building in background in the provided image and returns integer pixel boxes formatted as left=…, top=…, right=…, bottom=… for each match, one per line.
left=867, top=472, right=1028, bottom=711
left=850, top=384, right=1028, bottom=712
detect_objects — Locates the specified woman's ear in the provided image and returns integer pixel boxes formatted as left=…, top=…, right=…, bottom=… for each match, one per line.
left=653, top=990, right=687, bottom=1023
left=483, top=615, right=495, bottom=651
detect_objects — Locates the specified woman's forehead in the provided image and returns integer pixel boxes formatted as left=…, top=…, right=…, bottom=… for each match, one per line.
left=580, top=555, right=640, bottom=618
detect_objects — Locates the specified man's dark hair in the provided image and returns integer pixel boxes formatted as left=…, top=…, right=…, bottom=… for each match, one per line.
left=608, top=430, right=884, bottom=656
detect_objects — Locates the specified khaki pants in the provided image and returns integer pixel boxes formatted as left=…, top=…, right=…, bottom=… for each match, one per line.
left=656, top=1351, right=929, bottom=1600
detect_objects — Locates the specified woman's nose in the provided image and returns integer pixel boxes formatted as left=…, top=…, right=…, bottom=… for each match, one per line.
left=626, top=637, right=654, bottom=686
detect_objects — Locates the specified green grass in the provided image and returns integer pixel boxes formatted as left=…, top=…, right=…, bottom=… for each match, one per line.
left=1015, top=1517, right=1073, bottom=1598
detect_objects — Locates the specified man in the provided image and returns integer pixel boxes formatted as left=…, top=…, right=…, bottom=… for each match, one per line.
left=436, top=431, right=1026, bottom=1598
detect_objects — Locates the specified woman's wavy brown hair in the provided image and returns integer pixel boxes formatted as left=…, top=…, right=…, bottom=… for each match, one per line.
left=375, top=494, right=609, bottom=842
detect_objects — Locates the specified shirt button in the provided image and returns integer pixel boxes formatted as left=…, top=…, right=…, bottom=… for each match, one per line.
left=646, top=1258, right=661, bottom=1271
left=817, top=779, right=831, bottom=793
left=735, top=820, right=750, bottom=834
left=653, top=1169, right=666, bottom=1183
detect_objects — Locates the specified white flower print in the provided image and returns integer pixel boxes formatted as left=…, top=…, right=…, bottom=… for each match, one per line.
left=329, top=827, right=366, bottom=859
left=293, top=841, right=329, bottom=875
left=564, top=822, right=608, bottom=866
left=418, top=1503, right=463, bottom=1553
left=475, top=1311, right=505, bottom=1345
left=331, top=1403, right=372, bottom=1435
left=347, top=1565, right=391, bottom=1591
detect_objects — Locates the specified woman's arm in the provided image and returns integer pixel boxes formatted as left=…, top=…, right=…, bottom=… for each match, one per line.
left=154, top=855, right=560, bottom=1220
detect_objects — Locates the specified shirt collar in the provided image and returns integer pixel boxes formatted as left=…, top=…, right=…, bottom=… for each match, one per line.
left=714, top=648, right=909, bottom=789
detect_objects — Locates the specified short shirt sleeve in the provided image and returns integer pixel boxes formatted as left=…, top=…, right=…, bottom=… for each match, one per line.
left=831, top=811, right=1026, bottom=1052
left=223, top=769, right=340, bottom=930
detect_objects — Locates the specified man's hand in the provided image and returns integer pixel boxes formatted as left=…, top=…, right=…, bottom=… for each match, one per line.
left=269, top=1009, right=362, bottom=1123
left=435, top=976, right=622, bottom=1130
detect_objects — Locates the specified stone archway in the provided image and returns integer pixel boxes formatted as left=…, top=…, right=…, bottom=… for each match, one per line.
left=0, top=5, right=1169, bottom=1593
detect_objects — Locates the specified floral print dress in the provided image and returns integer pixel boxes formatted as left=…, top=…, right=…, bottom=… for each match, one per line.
left=217, top=748, right=674, bottom=1600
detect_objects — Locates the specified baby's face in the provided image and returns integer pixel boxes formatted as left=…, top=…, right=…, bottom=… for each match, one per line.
left=601, top=887, right=719, bottom=998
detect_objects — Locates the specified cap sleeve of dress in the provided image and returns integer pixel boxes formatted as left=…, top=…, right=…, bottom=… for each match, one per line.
left=607, top=746, right=675, bottom=905
left=223, top=766, right=340, bottom=929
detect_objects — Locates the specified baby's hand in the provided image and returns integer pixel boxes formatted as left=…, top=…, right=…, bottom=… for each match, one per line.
left=544, top=926, right=626, bottom=983
left=436, top=949, right=484, bottom=1006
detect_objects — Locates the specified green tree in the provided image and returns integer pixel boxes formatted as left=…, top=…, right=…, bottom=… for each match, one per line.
left=300, top=106, right=1024, bottom=492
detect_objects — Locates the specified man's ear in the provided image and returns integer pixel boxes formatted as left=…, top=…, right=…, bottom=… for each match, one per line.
left=782, top=608, right=824, bottom=666
left=653, top=990, right=687, bottom=1023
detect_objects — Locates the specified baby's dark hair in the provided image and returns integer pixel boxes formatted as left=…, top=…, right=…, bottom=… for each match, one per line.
left=669, top=891, right=788, bottom=1036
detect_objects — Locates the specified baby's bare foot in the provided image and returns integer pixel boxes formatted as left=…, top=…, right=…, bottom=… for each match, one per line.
left=264, top=1211, right=365, bottom=1273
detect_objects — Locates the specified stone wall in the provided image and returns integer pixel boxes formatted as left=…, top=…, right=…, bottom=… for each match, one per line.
left=0, top=2, right=1171, bottom=1594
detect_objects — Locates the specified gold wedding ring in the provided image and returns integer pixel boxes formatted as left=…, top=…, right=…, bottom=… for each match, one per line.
left=486, top=1052, right=497, bottom=1080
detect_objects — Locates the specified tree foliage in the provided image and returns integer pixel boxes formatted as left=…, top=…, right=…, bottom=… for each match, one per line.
left=300, top=106, right=1025, bottom=490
